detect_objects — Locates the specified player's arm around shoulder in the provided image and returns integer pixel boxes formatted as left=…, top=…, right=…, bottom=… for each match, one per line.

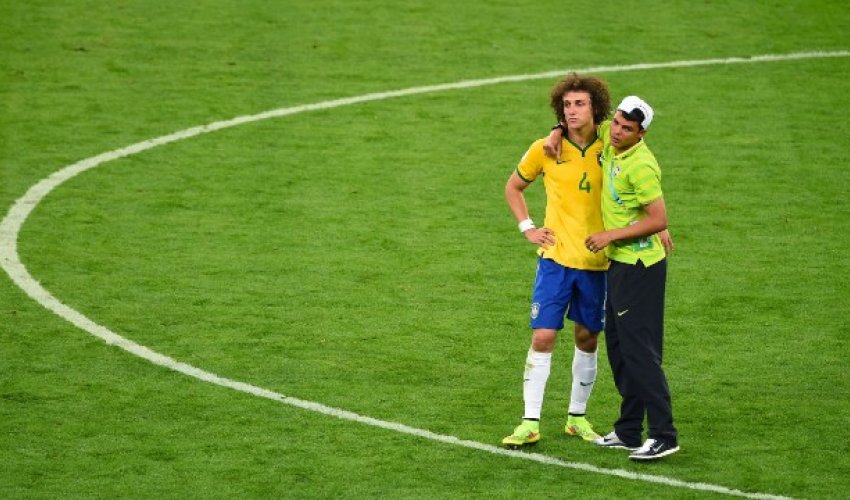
left=543, top=126, right=564, bottom=159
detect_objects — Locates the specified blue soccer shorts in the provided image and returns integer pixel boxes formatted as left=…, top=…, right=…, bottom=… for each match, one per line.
left=529, top=257, right=606, bottom=332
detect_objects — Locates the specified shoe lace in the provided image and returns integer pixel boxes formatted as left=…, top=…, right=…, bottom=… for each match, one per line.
left=635, top=439, right=657, bottom=453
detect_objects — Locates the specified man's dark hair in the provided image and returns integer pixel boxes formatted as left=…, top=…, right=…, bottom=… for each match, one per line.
left=620, top=108, right=647, bottom=130
left=549, top=73, right=611, bottom=125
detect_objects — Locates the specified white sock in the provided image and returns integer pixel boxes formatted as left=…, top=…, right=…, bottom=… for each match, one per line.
left=523, top=349, right=552, bottom=420
left=568, top=346, right=597, bottom=415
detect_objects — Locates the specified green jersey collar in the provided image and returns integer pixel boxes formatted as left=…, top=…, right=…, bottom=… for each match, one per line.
left=564, top=134, right=599, bottom=157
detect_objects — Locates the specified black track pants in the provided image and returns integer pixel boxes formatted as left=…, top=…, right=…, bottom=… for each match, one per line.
left=605, top=258, right=677, bottom=446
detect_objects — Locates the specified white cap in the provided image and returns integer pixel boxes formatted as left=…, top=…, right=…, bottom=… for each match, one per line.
left=617, top=96, right=654, bottom=129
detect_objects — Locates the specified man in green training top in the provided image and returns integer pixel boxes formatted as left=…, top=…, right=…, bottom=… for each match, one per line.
left=582, top=96, right=679, bottom=460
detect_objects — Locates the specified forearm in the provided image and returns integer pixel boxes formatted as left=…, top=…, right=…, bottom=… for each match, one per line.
left=585, top=197, right=668, bottom=253
left=504, top=185, right=530, bottom=223
left=610, top=196, right=668, bottom=242
left=607, top=214, right=667, bottom=243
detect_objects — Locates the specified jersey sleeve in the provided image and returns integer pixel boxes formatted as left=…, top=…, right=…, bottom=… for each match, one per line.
left=516, top=139, right=545, bottom=183
left=629, top=163, right=663, bottom=205
left=597, top=120, right=612, bottom=149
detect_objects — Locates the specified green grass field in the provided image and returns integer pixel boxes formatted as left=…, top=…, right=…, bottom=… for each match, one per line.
left=2, top=1, right=849, bottom=498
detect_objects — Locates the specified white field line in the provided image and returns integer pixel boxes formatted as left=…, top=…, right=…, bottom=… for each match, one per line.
left=3, top=50, right=846, bottom=498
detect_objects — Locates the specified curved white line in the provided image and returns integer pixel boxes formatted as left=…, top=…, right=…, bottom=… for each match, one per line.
left=4, top=50, right=846, bottom=498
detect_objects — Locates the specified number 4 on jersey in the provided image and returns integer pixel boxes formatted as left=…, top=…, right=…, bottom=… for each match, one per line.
left=579, top=172, right=591, bottom=193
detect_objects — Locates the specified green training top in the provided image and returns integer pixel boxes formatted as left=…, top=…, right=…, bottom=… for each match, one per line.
left=598, top=120, right=666, bottom=267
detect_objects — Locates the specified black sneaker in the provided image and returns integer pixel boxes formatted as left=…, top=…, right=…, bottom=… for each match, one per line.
left=592, top=431, right=639, bottom=451
left=629, top=438, right=680, bottom=461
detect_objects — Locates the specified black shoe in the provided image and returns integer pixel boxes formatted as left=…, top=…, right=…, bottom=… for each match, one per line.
left=629, top=438, right=680, bottom=461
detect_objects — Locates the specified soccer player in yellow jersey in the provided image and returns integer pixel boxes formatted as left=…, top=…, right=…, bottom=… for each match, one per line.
left=501, top=74, right=611, bottom=448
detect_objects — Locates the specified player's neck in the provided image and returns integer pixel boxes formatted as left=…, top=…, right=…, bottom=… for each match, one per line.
left=566, top=122, right=597, bottom=148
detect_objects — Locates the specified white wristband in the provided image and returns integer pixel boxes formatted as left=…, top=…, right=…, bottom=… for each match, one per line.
left=518, top=218, right=535, bottom=233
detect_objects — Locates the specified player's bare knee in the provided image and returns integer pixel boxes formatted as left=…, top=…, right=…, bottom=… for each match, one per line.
left=574, top=324, right=599, bottom=352
left=531, top=329, right=557, bottom=352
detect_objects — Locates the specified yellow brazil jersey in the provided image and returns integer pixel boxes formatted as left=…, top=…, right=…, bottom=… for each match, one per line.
left=516, top=135, right=608, bottom=271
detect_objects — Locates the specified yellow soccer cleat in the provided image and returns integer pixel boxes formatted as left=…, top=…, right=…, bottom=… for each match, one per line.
left=502, top=420, right=541, bottom=449
left=565, top=415, right=601, bottom=441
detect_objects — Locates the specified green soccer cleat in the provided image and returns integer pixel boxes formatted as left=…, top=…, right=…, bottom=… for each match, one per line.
left=565, top=415, right=601, bottom=441
left=502, top=420, right=541, bottom=449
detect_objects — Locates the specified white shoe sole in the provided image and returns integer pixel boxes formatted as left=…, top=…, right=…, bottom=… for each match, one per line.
left=593, top=441, right=638, bottom=451
left=629, top=445, right=680, bottom=460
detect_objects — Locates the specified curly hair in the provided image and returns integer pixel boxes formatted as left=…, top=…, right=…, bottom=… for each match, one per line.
left=549, top=73, right=611, bottom=125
